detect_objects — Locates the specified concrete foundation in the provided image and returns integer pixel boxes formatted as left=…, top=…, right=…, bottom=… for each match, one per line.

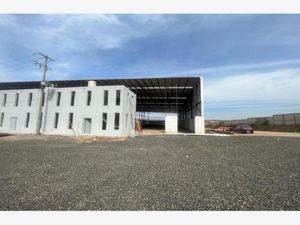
left=195, top=116, right=205, bottom=134
left=165, top=115, right=178, bottom=133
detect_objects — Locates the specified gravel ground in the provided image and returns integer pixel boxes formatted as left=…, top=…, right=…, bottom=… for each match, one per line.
left=0, top=135, right=299, bottom=210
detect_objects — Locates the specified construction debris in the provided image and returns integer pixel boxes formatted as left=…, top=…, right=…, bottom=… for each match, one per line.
left=74, top=135, right=128, bottom=144
left=207, top=127, right=234, bottom=134
left=135, top=119, right=142, bottom=134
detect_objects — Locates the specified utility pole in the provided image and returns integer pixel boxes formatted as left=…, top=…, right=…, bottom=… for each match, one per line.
left=34, top=53, right=55, bottom=135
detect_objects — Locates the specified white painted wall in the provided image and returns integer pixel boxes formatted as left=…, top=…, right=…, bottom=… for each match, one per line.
left=0, top=85, right=136, bottom=137
left=165, top=115, right=178, bottom=133
left=195, top=116, right=205, bottom=135
left=0, top=89, right=40, bottom=134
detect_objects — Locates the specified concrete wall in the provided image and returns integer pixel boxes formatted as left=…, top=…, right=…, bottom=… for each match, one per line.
left=273, top=113, right=300, bottom=125
left=0, top=89, right=40, bottom=134
left=165, top=115, right=178, bottom=133
left=195, top=116, right=205, bottom=134
left=206, top=112, right=300, bottom=127
left=0, top=85, right=136, bottom=136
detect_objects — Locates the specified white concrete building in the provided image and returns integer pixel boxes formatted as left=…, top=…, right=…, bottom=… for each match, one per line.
left=0, top=84, right=136, bottom=136
left=0, top=76, right=205, bottom=136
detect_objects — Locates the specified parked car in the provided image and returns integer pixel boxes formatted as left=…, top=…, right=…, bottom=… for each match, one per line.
left=230, top=125, right=254, bottom=134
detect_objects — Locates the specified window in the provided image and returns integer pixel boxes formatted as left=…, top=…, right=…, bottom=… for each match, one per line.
left=116, top=90, right=121, bottom=105
left=15, top=93, right=19, bottom=107
left=56, top=92, right=61, bottom=106
left=70, top=91, right=75, bottom=106
left=2, top=94, right=7, bottom=107
left=0, top=113, right=4, bottom=127
left=87, top=91, right=91, bottom=106
left=114, top=113, right=120, bottom=130
left=104, top=90, right=108, bottom=106
left=42, top=92, right=45, bottom=106
left=102, top=113, right=107, bottom=130
left=54, top=113, right=59, bottom=129
left=68, top=113, right=73, bottom=129
left=25, top=113, right=30, bottom=128
left=28, top=93, right=33, bottom=107
left=40, top=113, right=43, bottom=129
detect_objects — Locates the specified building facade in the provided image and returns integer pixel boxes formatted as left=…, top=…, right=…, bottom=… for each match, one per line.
left=0, top=77, right=205, bottom=135
left=0, top=84, right=136, bottom=136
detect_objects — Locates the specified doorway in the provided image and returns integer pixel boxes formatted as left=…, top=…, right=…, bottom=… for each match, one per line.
left=10, top=117, right=17, bottom=131
left=83, top=118, right=92, bottom=134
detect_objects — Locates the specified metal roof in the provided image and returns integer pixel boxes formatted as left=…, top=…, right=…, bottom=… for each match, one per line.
left=0, top=77, right=201, bottom=113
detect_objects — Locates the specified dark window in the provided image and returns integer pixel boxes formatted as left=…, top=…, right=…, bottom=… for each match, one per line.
left=70, top=91, right=75, bottom=106
left=40, top=113, right=43, bottom=129
left=42, top=92, right=45, bottom=106
left=54, top=113, right=59, bottom=129
left=0, top=112, right=4, bottom=127
left=114, top=113, right=120, bottom=130
left=102, top=113, right=107, bottom=130
left=56, top=92, right=61, bottom=106
left=28, top=93, right=33, bottom=107
left=15, top=93, right=19, bottom=106
left=87, top=91, right=91, bottom=106
left=116, top=90, right=121, bottom=105
left=104, top=90, right=108, bottom=106
left=2, top=94, right=7, bottom=107
left=68, top=113, right=73, bottom=129
left=25, top=113, right=30, bottom=128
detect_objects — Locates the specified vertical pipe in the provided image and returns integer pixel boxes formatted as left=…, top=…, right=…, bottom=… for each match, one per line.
left=200, top=76, right=204, bottom=117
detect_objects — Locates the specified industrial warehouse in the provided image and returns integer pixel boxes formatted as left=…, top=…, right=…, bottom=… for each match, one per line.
left=0, top=76, right=205, bottom=136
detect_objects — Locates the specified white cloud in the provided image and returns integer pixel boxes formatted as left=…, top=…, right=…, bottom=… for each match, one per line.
left=205, top=68, right=300, bottom=102
left=204, top=68, right=300, bottom=119
left=0, top=14, right=182, bottom=55
left=26, top=14, right=178, bottom=53
left=198, top=58, right=300, bottom=74
left=32, top=14, right=129, bottom=51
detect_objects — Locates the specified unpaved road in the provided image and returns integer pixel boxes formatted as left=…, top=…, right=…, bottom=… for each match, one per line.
left=0, top=135, right=299, bottom=210
left=235, top=130, right=300, bottom=137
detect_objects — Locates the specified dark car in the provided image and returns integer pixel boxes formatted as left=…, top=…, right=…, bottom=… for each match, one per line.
left=231, top=125, right=254, bottom=134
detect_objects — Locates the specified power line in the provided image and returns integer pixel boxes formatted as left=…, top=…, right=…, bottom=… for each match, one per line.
left=0, top=53, right=44, bottom=74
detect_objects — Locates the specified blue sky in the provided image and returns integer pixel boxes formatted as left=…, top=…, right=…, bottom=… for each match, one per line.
left=0, top=14, right=299, bottom=119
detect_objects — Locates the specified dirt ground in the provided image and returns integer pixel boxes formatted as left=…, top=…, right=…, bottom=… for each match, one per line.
left=140, top=129, right=164, bottom=136
left=140, top=128, right=300, bottom=138
left=0, top=134, right=128, bottom=143
left=235, top=131, right=300, bottom=137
